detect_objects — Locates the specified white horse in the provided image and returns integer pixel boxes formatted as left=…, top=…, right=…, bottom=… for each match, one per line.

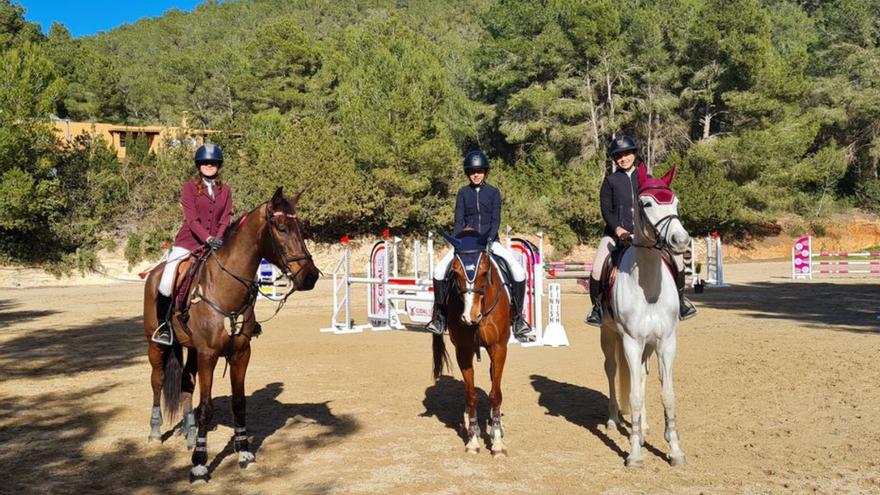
left=600, top=163, right=689, bottom=468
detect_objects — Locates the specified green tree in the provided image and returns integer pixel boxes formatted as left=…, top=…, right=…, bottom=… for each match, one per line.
left=329, top=15, right=474, bottom=230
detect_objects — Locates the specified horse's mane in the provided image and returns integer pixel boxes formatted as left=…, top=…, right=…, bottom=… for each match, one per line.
left=222, top=194, right=296, bottom=242
left=222, top=203, right=264, bottom=241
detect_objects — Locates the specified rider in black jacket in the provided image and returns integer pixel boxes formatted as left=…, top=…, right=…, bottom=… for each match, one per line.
left=585, top=135, right=697, bottom=325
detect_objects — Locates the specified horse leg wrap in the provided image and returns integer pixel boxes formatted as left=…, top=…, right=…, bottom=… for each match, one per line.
left=233, top=427, right=249, bottom=453
left=184, top=412, right=197, bottom=449
left=149, top=406, right=162, bottom=440
left=468, top=416, right=480, bottom=437
left=150, top=406, right=162, bottom=427
left=192, top=437, right=208, bottom=466
left=234, top=426, right=256, bottom=468
left=490, top=415, right=504, bottom=439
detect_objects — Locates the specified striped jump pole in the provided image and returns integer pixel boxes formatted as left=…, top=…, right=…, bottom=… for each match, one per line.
left=792, top=235, right=880, bottom=280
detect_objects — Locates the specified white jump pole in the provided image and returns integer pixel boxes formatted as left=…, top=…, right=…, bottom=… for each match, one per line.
left=320, top=238, right=362, bottom=334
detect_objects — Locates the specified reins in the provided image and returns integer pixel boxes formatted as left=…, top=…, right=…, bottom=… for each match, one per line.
left=192, top=204, right=313, bottom=338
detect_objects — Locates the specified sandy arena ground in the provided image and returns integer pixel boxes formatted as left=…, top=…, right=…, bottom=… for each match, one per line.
left=1, top=260, right=879, bottom=494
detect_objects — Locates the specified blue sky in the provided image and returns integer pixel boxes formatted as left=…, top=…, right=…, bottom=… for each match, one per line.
left=20, top=0, right=203, bottom=38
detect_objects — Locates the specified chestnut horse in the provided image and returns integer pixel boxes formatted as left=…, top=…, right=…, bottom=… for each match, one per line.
left=432, top=232, right=510, bottom=457
left=142, top=187, right=319, bottom=482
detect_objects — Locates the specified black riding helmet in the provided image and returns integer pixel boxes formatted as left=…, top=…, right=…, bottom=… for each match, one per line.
left=463, top=150, right=490, bottom=174
left=194, top=143, right=223, bottom=167
left=608, top=135, right=638, bottom=157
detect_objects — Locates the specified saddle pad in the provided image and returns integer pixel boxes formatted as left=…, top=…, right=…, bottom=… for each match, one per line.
left=600, top=246, right=676, bottom=315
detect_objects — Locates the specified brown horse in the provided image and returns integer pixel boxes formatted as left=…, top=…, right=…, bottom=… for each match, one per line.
left=142, top=187, right=319, bottom=482
left=432, top=232, right=511, bottom=456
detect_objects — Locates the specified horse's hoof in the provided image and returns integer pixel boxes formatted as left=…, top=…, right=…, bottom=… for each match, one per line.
left=670, top=455, right=687, bottom=467
left=147, top=433, right=161, bottom=442
left=491, top=449, right=508, bottom=458
left=606, top=420, right=616, bottom=431
left=625, top=457, right=644, bottom=468
left=465, top=446, right=480, bottom=454
left=190, top=465, right=210, bottom=483
left=239, top=452, right=256, bottom=469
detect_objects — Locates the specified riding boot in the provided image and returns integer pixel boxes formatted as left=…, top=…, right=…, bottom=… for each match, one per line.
left=151, top=294, right=174, bottom=345
left=426, top=279, right=448, bottom=335
left=510, top=280, right=534, bottom=341
left=676, top=269, right=697, bottom=321
left=585, top=278, right=603, bottom=326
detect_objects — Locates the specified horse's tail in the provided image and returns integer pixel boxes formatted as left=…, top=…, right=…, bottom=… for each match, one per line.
left=162, top=342, right=184, bottom=421
left=432, top=333, right=450, bottom=381
left=616, top=337, right=632, bottom=415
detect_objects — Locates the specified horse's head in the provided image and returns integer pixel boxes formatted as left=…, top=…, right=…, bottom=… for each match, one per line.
left=636, top=164, right=690, bottom=254
left=262, top=187, right=320, bottom=291
left=442, top=231, right=494, bottom=326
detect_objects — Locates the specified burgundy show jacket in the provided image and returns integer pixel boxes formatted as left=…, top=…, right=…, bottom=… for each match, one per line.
left=173, top=179, right=233, bottom=251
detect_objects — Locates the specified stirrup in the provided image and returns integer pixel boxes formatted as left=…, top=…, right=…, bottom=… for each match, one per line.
left=151, top=322, right=174, bottom=346
left=585, top=305, right=602, bottom=327
left=425, top=316, right=446, bottom=335
left=512, top=319, right=535, bottom=342
left=679, top=301, right=697, bottom=321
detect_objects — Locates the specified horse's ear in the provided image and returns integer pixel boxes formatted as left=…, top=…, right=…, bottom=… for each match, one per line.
left=477, top=232, right=490, bottom=248
left=440, top=231, right=461, bottom=250
left=637, top=163, right=649, bottom=184
left=660, top=164, right=677, bottom=186
left=292, top=188, right=305, bottom=206
left=270, top=187, right=285, bottom=209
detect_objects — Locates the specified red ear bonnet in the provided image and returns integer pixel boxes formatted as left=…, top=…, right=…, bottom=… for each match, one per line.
left=638, top=164, right=677, bottom=205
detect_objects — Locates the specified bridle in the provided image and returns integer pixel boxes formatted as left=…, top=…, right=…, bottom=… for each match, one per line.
left=265, top=208, right=314, bottom=287
left=452, top=248, right=504, bottom=322
left=633, top=185, right=681, bottom=251
left=198, top=203, right=314, bottom=335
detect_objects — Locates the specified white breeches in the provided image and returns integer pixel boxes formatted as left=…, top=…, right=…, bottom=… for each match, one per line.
left=591, top=236, right=683, bottom=280
left=433, top=241, right=526, bottom=282
left=591, top=236, right=617, bottom=281
left=158, top=246, right=192, bottom=297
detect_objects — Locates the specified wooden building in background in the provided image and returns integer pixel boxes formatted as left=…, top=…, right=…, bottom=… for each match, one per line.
left=51, top=117, right=221, bottom=160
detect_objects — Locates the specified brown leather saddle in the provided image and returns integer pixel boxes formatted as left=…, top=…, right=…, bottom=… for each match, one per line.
left=598, top=243, right=676, bottom=319
left=169, top=247, right=210, bottom=344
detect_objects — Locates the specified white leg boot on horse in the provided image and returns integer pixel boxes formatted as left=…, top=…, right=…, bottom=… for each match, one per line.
left=463, top=412, right=481, bottom=454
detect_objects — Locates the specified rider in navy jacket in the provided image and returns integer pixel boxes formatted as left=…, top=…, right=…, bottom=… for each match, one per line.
left=427, top=150, right=533, bottom=340
left=453, top=182, right=501, bottom=241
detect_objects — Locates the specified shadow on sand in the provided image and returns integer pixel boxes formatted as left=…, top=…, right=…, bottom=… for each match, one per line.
left=0, top=315, right=144, bottom=377
left=421, top=375, right=491, bottom=443
left=203, top=382, right=361, bottom=475
left=0, top=299, right=60, bottom=331
left=692, top=281, right=880, bottom=334
left=0, top=381, right=360, bottom=493
left=530, top=374, right=671, bottom=463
